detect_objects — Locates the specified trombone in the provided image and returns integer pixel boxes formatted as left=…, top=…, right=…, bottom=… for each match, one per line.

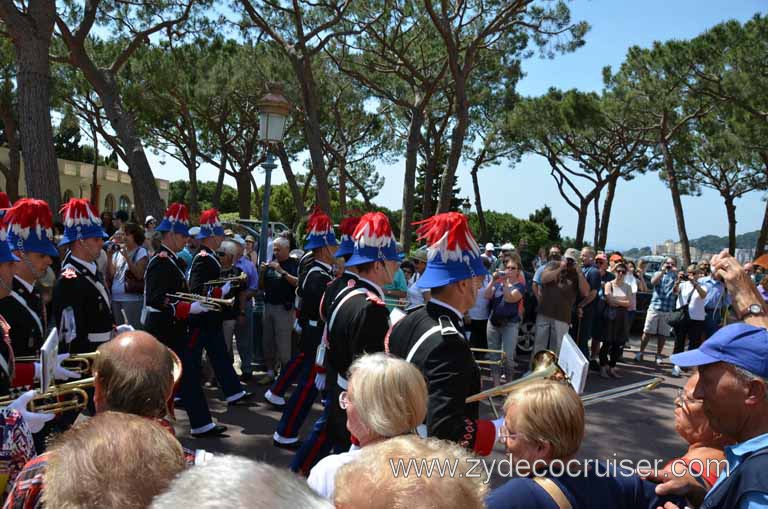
left=166, top=293, right=235, bottom=311
left=466, top=350, right=663, bottom=417
left=16, top=352, right=100, bottom=376
left=0, top=377, right=94, bottom=414
left=205, top=272, right=248, bottom=286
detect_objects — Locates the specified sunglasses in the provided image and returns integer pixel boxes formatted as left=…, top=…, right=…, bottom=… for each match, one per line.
left=616, top=270, right=626, bottom=274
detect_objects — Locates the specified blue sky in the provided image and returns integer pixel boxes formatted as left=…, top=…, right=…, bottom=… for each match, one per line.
left=145, top=0, right=767, bottom=250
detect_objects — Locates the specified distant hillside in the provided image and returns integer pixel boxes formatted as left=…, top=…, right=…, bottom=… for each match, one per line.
left=689, top=230, right=760, bottom=252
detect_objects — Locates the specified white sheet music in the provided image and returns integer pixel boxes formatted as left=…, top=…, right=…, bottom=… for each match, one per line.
left=558, top=333, right=588, bottom=394
left=389, top=307, right=406, bottom=326
left=40, top=328, right=59, bottom=393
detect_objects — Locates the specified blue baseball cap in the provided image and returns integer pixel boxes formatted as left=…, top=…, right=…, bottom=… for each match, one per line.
left=671, top=323, right=768, bottom=378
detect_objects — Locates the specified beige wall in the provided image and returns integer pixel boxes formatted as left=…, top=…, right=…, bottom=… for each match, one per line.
left=0, top=147, right=169, bottom=218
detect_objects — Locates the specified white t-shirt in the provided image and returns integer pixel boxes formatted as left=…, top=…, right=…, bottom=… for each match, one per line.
left=111, top=247, right=148, bottom=302
left=307, top=446, right=362, bottom=500
left=407, top=273, right=428, bottom=308
left=468, top=275, right=493, bottom=320
left=677, top=281, right=706, bottom=321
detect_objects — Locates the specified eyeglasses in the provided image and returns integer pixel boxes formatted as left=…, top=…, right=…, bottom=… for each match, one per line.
left=339, top=390, right=351, bottom=410
left=616, top=270, right=626, bottom=274
left=507, top=266, right=519, bottom=271
left=596, top=260, right=606, bottom=265
left=497, top=423, right=524, bottom=444
left=674, top=389, right=703, bottom=412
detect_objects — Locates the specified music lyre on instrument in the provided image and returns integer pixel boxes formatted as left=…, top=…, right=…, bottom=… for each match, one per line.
left=205, top=272, right=248, bottom=286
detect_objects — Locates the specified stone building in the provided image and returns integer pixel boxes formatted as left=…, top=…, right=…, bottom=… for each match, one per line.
left=0, top=147, right=170, bottom=218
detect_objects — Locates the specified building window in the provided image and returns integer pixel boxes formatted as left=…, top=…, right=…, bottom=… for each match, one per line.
left=104, top=194, right=115, bottom=213
left=62, top=189, right=74, bottom=202
left=119, top=195, right=131, bottom=212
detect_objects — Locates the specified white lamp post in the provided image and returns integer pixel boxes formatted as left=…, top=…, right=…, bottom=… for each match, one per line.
left=257, top=83, right=291, bottom=264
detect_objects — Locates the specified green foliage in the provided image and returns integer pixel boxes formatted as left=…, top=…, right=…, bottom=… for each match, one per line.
left=169, top=180, right=238, bottom=213
left=690, top=231, right=762, bottom=252
left=528, top=205, right=562, bottom=242
left=467, top=211, right=549, bottom=254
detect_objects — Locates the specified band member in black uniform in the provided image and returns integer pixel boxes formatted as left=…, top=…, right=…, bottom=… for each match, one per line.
left=322, top=212, right=400, bottom=455
left=272, top=209, right=337, bottom=449
left=53, top=199, right=114, bottom=354
left=286, top=215, right=361, bottom=475
left=142, top=204, right=227, bottom=437
left=186, top=209, right=252, bottom=424
left=0, top=199, right=58, bottom=357
left=387, top=212, right=499, bottom=457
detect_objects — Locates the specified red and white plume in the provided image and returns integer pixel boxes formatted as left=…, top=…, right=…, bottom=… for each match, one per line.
left=164, top=203, right=189, bottom=224
left=60, top=198, right=101, bottom=227
left=339, top=215, right=361, bottom=241
left=0, top=192, right=12, bottom=209
left=414, top=212, right=481, bottom=262
left=4, top=199, right=54, bottom=240
left=199, top=208, right=221, bottom=227
left=352, top=212, right=394, bottom=248
left=305, top=207, right=333, bottom=236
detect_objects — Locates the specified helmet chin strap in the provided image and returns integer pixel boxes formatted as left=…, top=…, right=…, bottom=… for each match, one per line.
left=20, top=252, right=43, bottom=281
left=78, top=239, right=100, bottom=264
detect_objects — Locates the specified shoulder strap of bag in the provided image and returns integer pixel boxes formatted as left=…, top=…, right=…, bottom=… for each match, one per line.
left=532, top=477, right=572, bottom=509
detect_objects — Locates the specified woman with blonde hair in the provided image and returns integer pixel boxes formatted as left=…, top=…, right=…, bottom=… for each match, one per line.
left=307, top=353, right=428, bottom=500
left=487, top=379, right=683, bottom=508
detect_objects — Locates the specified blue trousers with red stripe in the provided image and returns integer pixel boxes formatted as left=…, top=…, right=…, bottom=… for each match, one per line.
left=269, top=352, right=306, bottom=397
left=290, top=383, right=346, bottom=475
left=275, top=325, right=323, bottom=439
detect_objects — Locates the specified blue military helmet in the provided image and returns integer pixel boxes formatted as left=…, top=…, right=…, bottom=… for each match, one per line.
left=4, top=198, right=59, bottom=257
left=58, top=198, right=109, bottom=247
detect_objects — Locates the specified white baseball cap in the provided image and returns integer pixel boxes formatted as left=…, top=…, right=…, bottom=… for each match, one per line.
left=232, top=234, right=246, bottom=246
left=188, top=226, right=201, bottom=237
left=501, top=242, right=515, bottom=251
left=485, top=243, right=495, bottom=251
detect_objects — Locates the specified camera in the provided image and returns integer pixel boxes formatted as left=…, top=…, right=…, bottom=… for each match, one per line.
left=680, top=273, right=689, bottom=281
left=566, top=258, right=576, bottom=266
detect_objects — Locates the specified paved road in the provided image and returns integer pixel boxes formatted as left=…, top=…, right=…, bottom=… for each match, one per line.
left=173, top=336, right=689, bottom=486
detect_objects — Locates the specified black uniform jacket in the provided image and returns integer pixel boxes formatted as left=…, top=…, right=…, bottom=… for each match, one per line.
left=0, top=277, right=45, bottom=357
left=143, top=244, right=192, bottom=345
left=387, top=300, right=495, bottom=456
left=53, top=255, right=113, bottom=354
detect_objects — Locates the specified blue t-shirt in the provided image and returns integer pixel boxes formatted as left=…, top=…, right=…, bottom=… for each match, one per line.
left=486, top=472, right=684, bottom=509
left=581, top=265, right=602, bottom=308
left=650, top=271, right=678, bottom=312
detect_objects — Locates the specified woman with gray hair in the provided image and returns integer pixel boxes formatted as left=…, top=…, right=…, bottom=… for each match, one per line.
left=307, top=352, right=428, bottom=500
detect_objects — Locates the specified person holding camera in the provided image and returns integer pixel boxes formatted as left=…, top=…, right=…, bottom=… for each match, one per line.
left=636, top=256, right=678, bottom=365
left=484, top=254, right=526, bottom=380
left=669, top=264, right=707, bottom=377
left=534, top=248, right=590, bottom=357
left=106, top=223, right=148, bottom=330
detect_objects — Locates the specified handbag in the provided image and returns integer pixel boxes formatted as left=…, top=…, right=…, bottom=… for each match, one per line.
left=489, top=285, right=519, bottom=327
left=124, top=249, right=145, bottom=294
left=601, top=282, right=617, bottom=321
left=668, top=287, right=694, bottom=329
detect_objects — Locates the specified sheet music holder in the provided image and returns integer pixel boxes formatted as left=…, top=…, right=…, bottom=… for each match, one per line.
left=40, top=328, right=59, bottom=393
left=558, top=332, right=588, bottom=394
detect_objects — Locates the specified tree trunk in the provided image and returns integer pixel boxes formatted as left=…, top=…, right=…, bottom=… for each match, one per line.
left=575, top=199, right=590, bottom=248
left=400, top=108, right=423, bottom=251
left=338, top=159, right=347, bottom=216
left=659, top=139, right=691, bottom=267
left=6, top=1, right=60, bottom=211
left=235, top=170, right=251, bottom=219
left=756, top=155, right=768, bottom=257
left=91, top=125, right=99, bottom=208
left=186, top=160, right=199, bottom=215
left=0, top=106, right=21, bottom=202
left=437, top=79, right=469, bottom=213
left=276, top=144, right=306, bottom=219
left=470, top=151, right=488, bottom=243
left=294, top=57, right=331, bottom=213
left=422, top=156, right=437, bottom=218
left=598, top=174, right=618, bottom=250
left=249, top=172, right=260, bottom=216
left=212, top=165, right=226, bottom=210
left=592, top=188, right=601, bottom=249
left=724, top=195, right=737, bottom=256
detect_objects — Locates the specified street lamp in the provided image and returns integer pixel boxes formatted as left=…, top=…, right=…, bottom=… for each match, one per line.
left=257, top=83, right=291, bottom=264
left=462, top=197, right=471, bottom=216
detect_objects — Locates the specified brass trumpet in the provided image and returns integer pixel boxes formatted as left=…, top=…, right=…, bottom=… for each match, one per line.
left=205, top=272, right=248, bottom=286
left=16, top=352, right=100, bottom=376
left=167, top=292, right=235, bottom=311
left=0, top=377, right=95, bottom=414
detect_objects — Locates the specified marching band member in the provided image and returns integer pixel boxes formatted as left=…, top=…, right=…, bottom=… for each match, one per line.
left=286, top=215, right=361, bottom=475
left=387, top=212, right=497, bottom=456
left=272, top=209, right=337, bottom=450
left=321, top=212, right=399, bottom=456
left=52, top=199, right=113, bottom=354
left=186, top=209, right=252, bottom=421
left=143, top=203, right=228, bottom=437
left=0, top=200, right=58, bottom=357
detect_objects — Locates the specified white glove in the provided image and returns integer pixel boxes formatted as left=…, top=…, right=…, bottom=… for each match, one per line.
left=220, top=281, right=233, bottom=297
left=190, top=301, right=216, bottom=315
left=315, top=372, right=326, bottom=391
left=7, top=390, right=55, bottom=433
left=115, top=324, right=135, bottom=335
left=492, top=417, right=505, bottom=436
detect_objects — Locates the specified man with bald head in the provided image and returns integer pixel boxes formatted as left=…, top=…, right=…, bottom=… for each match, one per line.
left=5, top=331, right=208, bottom=508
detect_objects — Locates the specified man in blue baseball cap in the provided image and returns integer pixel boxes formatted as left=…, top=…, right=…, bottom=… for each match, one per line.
left=656, top=323, right=768, bottom=508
